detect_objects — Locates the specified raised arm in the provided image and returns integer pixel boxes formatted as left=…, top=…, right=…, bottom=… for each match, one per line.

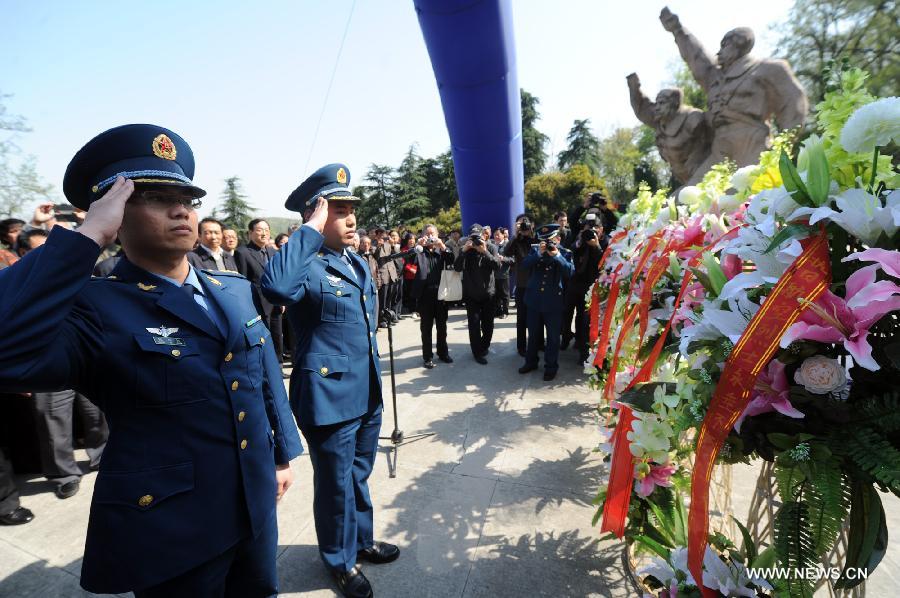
left=627, top=73, right=657, bottom=126
left=0, top=177, right=132, bottom=393
left=660, top=7, right=716, bottom=92
left=261, top=197, right=327, bottom=305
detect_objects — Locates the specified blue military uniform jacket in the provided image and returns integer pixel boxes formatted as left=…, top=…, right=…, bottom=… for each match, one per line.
left=0, top=227, right=302, bottom=593
left=262, top=226, right=381, bottom=428
left=521, top=247, right=575, bottom=312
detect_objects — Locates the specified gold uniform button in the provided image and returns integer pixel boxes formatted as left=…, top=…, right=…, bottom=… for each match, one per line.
left=238, top=411, right=246, bottom=422
left=138, top=495, right=154, bottom=507
left=171, top=349, right=181, bottom=357
left=336, top=290, right=342, bottom=296
left=369, top=331, right=373, bottom=337
left=260, top=337, right=266, bottom=344
left=224, top=352, right=233, bottom=362
left=320, top=366, right=329, bottom=375
left=240, top=439, right=248, bottom=450
left=231, top=381, right=239, bottom=391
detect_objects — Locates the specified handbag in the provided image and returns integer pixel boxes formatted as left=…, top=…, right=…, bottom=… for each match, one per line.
left=403, top=261, right=418, bottom=280
left=438, top=268, right=462, bottom=302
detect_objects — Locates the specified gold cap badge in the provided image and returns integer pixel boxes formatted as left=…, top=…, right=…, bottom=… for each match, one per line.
left=336, top=167, right=347, bottom=184
left=152, top=134, right=177, bottom=161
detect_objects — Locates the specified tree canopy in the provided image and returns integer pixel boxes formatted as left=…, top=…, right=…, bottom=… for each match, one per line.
left=215, top=176, right=255, bottom=237
left=521, top=89, right=549, bottom=180
left=557, top=119, right=601, bottom=175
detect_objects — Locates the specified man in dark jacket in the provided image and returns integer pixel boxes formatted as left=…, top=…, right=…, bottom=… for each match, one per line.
left=562, top=211, right=605, bottom=362
left=234, top=218, right=284, bottom=364
left=503, top=217, right=536, bottom=356
left=410, top=224, right=454, bottom=368
left=455, top=224, right=500, bottom=364
left=188, top=217, right=237, bottom=272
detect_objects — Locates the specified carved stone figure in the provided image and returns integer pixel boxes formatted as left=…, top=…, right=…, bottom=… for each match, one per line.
left=627, top=74, right=712, bottom=186
left=659, top=6, right=809, bottom=182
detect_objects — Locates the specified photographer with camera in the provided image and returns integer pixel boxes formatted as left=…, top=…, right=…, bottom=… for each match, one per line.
left=454, top=224, right=500, bottom=365
left=410, top=225, right=455, bottom=368
left=568, top=191, right=618, bottom=243
left=503, top=215, right=537, bottom=356
left=517, top=225, right=574, bottom=381
left=561, top=209, right=605, bottom=363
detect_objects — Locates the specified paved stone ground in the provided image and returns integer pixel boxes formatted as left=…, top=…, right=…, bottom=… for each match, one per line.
left=0, top=306, right=635, bottom=598
left=6, top=306, right=896, bottom=597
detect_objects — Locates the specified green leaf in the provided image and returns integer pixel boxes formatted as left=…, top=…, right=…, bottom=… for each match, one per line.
left=764, top=224, right=813, bottom=254
left=804, top=135, right=831, bottom=206
left=835, top=482, right=887, bottom=589
left=633, top=534, right=672, bottom=561
left=751, top=546, right=776, bottom=569
left=733, top=516, right=757, bottom=566
left=767, top=433, right=796, bottom=451
left=779, top=150, right=813, bottom=207
left=617, top=382, right=672, bottom=413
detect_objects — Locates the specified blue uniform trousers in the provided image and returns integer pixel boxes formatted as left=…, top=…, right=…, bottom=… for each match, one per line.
left=302, top=403, right=383, bottom=572
left=525, top=308, right=562, bottom=374
left=134, top=509, right=278, bottom=598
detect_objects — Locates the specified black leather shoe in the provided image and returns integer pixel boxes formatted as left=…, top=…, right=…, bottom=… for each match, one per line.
left=474, top=355, right=488, bottom=365
left=423, top=360, right=436, bottom=369
left=56, top=480, right=80, bottom=499
left=332, top=566, right=373, bottom=598
left=358, top=541, right=400, bottom=564
left=543, top=371, right=557, bottom=381
left=437, top=353, right=453, bottom=363
left=0, top=507, right=34, bottom=526
left=518, top=364, right=538, bottom=374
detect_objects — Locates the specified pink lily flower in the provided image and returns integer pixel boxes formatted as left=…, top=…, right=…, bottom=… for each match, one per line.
left=842, top=248, right=900, bottom=279
left=721, top=253, right=743, bottom=281
left=735, top=360, right=802, bottom=432
left=780, top=264, right=900, bottom=371
left=634, top=462, right=677, bottom=497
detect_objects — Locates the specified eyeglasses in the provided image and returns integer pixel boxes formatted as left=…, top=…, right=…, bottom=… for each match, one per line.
left=132, top=189, right=202, bottom=209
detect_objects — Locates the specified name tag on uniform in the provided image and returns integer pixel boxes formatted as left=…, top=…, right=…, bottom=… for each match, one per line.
left=245, top=315, right=262, bottom=328
left=152, top=336, right=186, bottom=346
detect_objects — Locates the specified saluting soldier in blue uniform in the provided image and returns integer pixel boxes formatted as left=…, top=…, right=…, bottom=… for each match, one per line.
left=262, top=164, right=398, bottom=598
left=517, top=224, right=575, bottom=381
left=0, top=125, right=302, bottom=597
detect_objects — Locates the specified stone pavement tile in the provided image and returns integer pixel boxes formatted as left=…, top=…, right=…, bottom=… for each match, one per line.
left=0, top=540, right=122, bottom=598
left=275, top=454, right=318, bottom=554
left=0, top=466, right=95, bottom=574
left=463, top=481, right=636, bottom=598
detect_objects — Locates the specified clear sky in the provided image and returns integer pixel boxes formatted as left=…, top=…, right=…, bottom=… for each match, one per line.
left=2, top=0, right=791, bottom=220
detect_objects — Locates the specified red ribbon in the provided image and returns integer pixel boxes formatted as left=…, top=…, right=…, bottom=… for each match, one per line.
left=600, top=227, right=746, bottom=538
left=589, top=287, right=601, bottom=344
left=594, top=265, right=623, bottom=368
left=687, top=231, right=831, bottom=595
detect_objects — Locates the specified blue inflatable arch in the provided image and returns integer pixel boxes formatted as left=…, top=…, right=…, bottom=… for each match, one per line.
left=414, top=0, right=525, bottom=231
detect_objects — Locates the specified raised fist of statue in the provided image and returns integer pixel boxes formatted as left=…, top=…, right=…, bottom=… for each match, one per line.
left=626, top=73, right=641, bottom=90
left=659, top=7, right=680, bottom=32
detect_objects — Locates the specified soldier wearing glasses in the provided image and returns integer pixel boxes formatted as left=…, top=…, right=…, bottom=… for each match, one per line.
left=0, top=124, right=302, bottom=596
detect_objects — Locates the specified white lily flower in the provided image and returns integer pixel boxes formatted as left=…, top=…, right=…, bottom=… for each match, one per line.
left=788, top=188, right=899, bottom=245
left=637, top=547, right=695, bottom=587
left=745, top=186, right=801, bottom=236
left=678, top=295, right=760, bottom=356
left=723, top=226, right=803, bottom=283
left=702, top=547, right=773, bottom=596
left=730, top=165, right=757, bottom=193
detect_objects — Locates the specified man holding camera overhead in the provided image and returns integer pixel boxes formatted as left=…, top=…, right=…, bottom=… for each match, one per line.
left=455, top=224, right=500, bottom=365
left=517, top=224, right=574, bottom=381
left=409, top=224, right=455, bottom=369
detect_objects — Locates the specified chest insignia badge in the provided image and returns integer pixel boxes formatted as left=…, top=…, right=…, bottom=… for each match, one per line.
left=137, top=283, right=157, bottom=291
left=147, top=326, right=179, bottom=337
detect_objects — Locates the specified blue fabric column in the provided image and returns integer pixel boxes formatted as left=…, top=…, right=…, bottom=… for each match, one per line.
left=414, top=0, right=525, bottom=231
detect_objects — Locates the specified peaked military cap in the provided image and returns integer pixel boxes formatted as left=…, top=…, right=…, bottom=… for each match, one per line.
left=537, top=223, right=561, bottom=242
left=63, top=124, right=206, bottom=210
left=286, top=163, right=359, bottom=212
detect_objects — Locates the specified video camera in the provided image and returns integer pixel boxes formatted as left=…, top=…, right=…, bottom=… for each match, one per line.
left=469, top=233, right=484, bottom=247
left=517, top=217, right=533, bottom=232
left=54, top=203, right=80, bottom=223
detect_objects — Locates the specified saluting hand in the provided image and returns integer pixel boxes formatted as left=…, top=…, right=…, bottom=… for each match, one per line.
left=77, top=176, right=133, bottom=248
left=305, top=196, right=329, bottom=234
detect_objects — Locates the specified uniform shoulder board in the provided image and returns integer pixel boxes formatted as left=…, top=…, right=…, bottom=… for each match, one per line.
left=201, top=269, right=246, bottom=279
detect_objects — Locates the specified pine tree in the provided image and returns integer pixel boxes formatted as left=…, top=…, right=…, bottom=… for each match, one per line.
left=361, top=164, right=395, bottom=227
left=392, top=145, right=430, bottom=224
left=521, top=89, right=549, bottom=180
left=557, top=119, right=601, bottom=175
left=419, top=149, right=458, bottom=214
left=217, top=176, right=255, bottom=238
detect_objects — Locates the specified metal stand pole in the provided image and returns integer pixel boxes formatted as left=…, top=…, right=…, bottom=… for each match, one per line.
left=379, top=314, right=434, bottom=478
